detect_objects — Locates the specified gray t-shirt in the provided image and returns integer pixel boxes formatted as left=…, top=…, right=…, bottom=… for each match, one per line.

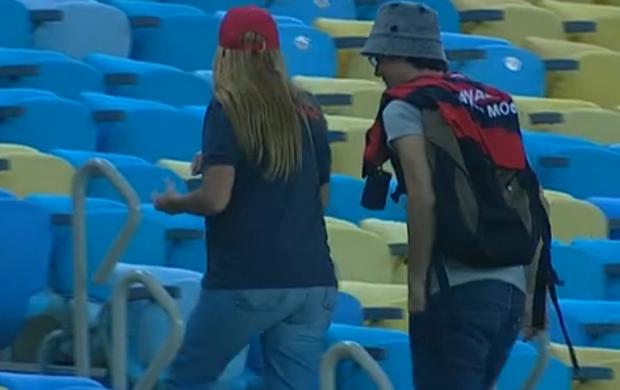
left=382, top=100, right=526, bottom=294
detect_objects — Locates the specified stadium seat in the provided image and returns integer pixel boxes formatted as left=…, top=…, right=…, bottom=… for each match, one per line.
left=141, top=205, right=206, bottom=273
left=160, top=0, right=263, bottom=14
left=0, top=152, right=75, bottom=197
left=51, top=149, right=149, bottom=168
left=214, top=10, right=305, bottom=26
left=0, top=48, right=104, bottom=100
left=0, top=143, right=40, bottom=155
left=293, top=76, right=382, bottom=118
left=0, top=198, right=53, bottom=349
left=551, top=241, right=606, bottom=301
left=455, top=1, right=565, bottom=46
left=19, top=0, right=131, bottom=60
left=326, top=174, right=406, bottom=224
left=269, top=0, right=357, bottom=24
left=0, top=373, right=105, bottom=390
left=523, top=37, right=620, bottom=109
left=0, top=0, right=31, bottom=48
left=571, top=239, right=620, bottom=301
left=313, top=17, right=371, bottom=78
left=359, top=219, right=408, bottom=284
left=551, top=343, right=620, bottom=390
left=0, top=89, right=97, bottom=152
left=587, top=197, right=620, bottom=239
left=327, top=224, right=393, bottom=284
left=0, top=188, right=16, bottom=198
left=355, top=0, right=460, bottom=32
left=157, top=159, right=195, bottom=180
left=499, top=342, right=572, bottom=390
left=111, top=1, right=219, bottom=71
left=339, top=281, right=408, bottom=331
left=545, top=195, right=608, bottom=242
left=278, top=23, right=338, bottom=77
left=85, top=54, right=212, bottom=107
left=325, top=115, right=373, bottom=178
left=550, top=299, right=620, bottom=350
left=539, top=0, right=620, bottom=52
left=80, top=93, right=202, bottom=162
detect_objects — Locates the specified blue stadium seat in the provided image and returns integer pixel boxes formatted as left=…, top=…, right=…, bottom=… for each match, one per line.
left=80, top=93, right=202, bottom=162
left=541, top=146, right=620, bottom=199
left=279, top=24, right=338, bottom=77
left=161, top=0, right=263, bottom=14
left=0, top=89, right=97, bottom=152
left=214, top=10, right=305, bottom=26
left=51, top=149, right=149, bottom=167
left=498, top=342, right=572, bottom=390
left=86, top=163, right=187, bottom=204
left=551, top=241, right=606, bottom=301
left=587, top=197, right=620, bottom=239
left=327, top=174, right=406, bottom=224
left=0, top=198, right=53, bottom=349
left=442, top=32, right=511, bottom=48
left=443, top=40, right=545, bottom=97
left=550, top=299, right=620, bottom=350
left=23, top=0, right=131, bottom=61
left=268, top=0, right=357, bottom=24
left=111, top=1, right=219, bottom=71
left=356, top=0, right=460, bottom=33
left=0, top=188, right=16, bottom=198
left=183, top=105, right=209, bottom=124
left=325, top=324, right=412, bottom=390
left=571, top=239, right=620, bottom=301
left=333, top=291, right=365, bottom=327
left=142, top=204, right=207, bottom=273
left=0, top=373, right=105, bottom=390
left=0, top=48, right=104, bottom=100
left=85, top=54, right=212, bottom=107
left=0, top=0, right=30, bottom=48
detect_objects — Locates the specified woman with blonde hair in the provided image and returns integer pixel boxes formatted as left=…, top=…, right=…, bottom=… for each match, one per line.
left=153, top=5, right=337, bottom=390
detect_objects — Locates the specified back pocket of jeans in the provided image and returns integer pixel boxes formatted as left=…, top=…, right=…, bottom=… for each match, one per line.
left=235, top=290, right=285, bottom=311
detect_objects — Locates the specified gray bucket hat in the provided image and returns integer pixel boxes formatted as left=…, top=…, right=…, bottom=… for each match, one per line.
left=360, top=2, right=446, bottom=63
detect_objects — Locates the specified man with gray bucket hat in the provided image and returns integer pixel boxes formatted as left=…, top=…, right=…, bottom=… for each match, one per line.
left=359, top=2, right=560, bottom=389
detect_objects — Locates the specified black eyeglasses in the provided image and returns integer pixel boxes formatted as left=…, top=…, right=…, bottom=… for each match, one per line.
left=368, top=56, right=380, bottom=68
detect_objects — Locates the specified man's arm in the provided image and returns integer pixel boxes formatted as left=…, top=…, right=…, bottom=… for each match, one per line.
left=382, top=101, right=435, bottom=279
left=393, top=136, right=436, bottom=278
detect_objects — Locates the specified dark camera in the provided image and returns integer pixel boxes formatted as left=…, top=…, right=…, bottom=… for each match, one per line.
left=361, top=170, right=392, bottom=210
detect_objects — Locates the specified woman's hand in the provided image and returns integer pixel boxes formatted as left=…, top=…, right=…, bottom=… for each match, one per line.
left=191, top=152, right=203, bottom=176
left=152, top=179, right=183, bottom=215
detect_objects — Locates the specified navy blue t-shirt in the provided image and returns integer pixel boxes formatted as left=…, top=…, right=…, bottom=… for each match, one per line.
left=201, top=100, right=337, bottom=289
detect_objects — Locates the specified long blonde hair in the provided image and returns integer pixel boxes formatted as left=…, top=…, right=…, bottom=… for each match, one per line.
left=213, top=32, right=306, bottom=180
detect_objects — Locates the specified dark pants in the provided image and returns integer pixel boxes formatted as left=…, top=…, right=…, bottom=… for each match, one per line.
left=410, top=280, right=525, bottom=390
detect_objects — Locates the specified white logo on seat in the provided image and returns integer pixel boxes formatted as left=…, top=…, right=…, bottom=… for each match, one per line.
left=295, top=36, right=311, bottom=50
left=314, top=0, right=330, bottom=8
left=504, top=56, right=522, bottom=72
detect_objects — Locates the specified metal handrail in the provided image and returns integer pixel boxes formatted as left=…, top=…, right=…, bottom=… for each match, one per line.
left=320, top=341, right=394, bottom=390
left=72, top=158, right=141, bottom=377
left=110, top=270, right=184, bottom=390
left=519, top=331, right=551, bottom=390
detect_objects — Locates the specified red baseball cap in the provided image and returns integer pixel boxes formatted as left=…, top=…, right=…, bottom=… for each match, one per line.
left=218, top=6, right=280, bottom=51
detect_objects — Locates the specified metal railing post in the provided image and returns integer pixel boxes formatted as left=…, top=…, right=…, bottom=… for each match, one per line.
left=519, top=331, right=551, bottom=390
left=110, top=270, right=184, bottom=390
left=72, top=158, right=141, bottom=377
left=320, top=341, right=394, bottom=390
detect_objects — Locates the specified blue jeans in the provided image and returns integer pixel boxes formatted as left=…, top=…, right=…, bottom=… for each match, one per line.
left=166, top=286, right=338, bottom=390
left=410, top=280, right=525, bottom=390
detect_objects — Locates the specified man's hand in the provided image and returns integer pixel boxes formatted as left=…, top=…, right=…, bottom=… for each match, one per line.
left=522, top=295, right=548, bottom=341
left=190, top=152, right=203, bottom=176
left=408, top=273, right=426, bottom=313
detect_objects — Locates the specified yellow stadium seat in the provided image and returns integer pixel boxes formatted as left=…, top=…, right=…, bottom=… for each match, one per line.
left=293, top=76, right=381, bottom=119
left=547, top=196, right=607, bottom=242
left=157, top=159, right=195, bottom=179
left=340, top=280, right=408, bottom=331
left=324, top=216, right=358, bottom=229
left=523, top=37, right=620, bottom=108
left=325, top=115, right=373, bottom=178
left=0, top=143, right=40, bottom=156
left=454, top=0, right=565, bottom=46
left=544, top=189, right=573, bottom=199
left=551, top=343, right=620, bottom=390
left=0, top=153, right=74, bottom=197
left=313, top=18, right=372, bottom=78
left=538, top=0, right=620, bottom=52
left=514, top=96, right=599, bottom=112
left=327, top=224, right=393, bottom=284
left=359, top=218, right=408, bottom=284
left=518, top=106, right=620, bottom=144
